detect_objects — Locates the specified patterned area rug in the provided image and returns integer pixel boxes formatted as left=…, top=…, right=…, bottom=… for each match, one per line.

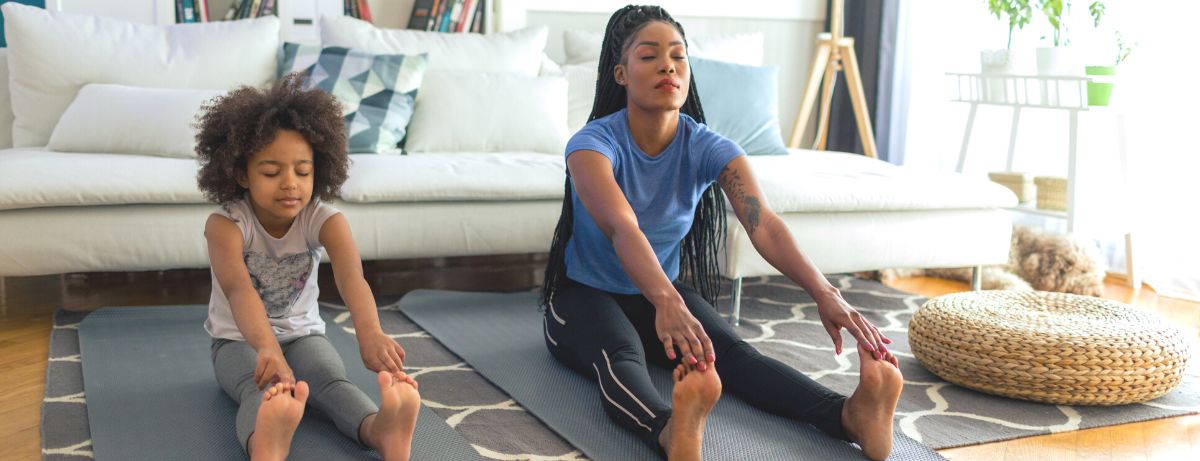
left=42, top=275, right=1200, bottom=459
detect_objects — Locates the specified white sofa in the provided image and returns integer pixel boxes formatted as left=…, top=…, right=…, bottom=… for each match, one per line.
left=0, top=7, right=1017, bottom=318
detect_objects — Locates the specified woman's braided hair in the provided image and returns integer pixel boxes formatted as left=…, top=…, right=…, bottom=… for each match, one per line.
left=539, top=5, right=727, bottom=309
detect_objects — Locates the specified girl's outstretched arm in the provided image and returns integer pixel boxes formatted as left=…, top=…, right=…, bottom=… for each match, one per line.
left=206, top=215, right=295, bottom=388
left=320, top=213, right=406, bottom=373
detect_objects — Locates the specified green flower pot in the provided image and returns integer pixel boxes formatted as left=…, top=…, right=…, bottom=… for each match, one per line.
left=1086, top=65, right=1116, bottom=106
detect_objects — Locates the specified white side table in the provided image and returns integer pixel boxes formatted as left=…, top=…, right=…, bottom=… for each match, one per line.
left=947, top=72, right=1138, bottom=288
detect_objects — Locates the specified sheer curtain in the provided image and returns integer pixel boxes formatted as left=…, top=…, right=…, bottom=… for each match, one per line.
left=902, top=1, right=1199, bottom=300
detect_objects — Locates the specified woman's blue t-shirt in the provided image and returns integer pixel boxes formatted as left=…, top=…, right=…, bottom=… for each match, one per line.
left=564, top=108, right=744, bottom=294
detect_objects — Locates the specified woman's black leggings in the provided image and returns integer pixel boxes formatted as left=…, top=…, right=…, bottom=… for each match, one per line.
left=543, top=277, right=848, bottom=452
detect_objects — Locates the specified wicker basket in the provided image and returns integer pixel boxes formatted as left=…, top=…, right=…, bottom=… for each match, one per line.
left=988, top=171, right=1035, bottom=203
left=1034, top=176, right=1068, bottom=211
left=909, top=291, right=1191, bottom=406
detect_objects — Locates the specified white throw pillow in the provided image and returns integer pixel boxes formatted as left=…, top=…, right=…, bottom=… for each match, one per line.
left=47, top=84, right=223, bottom=159
left=406, top=72, right=568, bottom=154
left=0, top=3, right=279, bottom=148
left=320, top=15, right=548, bottom=76
left=561, top=30, right=765, bottom=67
left=563, top=63, right=598, bottom=134
left=0, top=49, right=12, bottom=150
left=562, top=30, right=604, bottom=65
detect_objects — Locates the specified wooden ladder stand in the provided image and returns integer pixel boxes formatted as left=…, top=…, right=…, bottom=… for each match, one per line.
left=788, top=0, right=879, bottom=159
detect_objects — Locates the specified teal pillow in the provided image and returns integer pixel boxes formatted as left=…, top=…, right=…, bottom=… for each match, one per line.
left=691, top=57, right=788, bottom=155
left=279, top=43, right=428, bottom=154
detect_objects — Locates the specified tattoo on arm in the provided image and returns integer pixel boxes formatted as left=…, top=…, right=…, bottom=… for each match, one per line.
left=718, top=165, right=762, bottom=234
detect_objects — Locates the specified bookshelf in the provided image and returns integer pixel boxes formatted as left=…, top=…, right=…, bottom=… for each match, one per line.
left=406, top=0, right=488, bottom=33
left=150, top=0, right=362, bottom=43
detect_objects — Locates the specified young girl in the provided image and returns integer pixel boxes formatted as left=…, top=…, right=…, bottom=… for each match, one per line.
left=196, top=74, right=420, bottom=461
left=539, top=6, right=904, bottom=461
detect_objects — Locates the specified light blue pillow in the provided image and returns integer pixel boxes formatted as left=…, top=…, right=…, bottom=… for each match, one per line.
left=279, top=43, right=428, bottom=154
left=691, top=57, right=788, bottom=155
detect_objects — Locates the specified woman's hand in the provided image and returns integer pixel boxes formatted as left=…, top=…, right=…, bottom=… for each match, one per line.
left=654, top=300, right=715, bottom=371
left=255, top=346, right=295, bottom=390
left=815, top=290, right=893, bottom=360
left=359, top=330, right=406, bottom=374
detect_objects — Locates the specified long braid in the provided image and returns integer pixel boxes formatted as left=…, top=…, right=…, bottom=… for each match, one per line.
left=540, top=5, right=727, bottom=308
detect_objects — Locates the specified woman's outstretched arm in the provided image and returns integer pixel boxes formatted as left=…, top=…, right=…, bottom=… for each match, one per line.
left=717, top=156, right=891, bottom=358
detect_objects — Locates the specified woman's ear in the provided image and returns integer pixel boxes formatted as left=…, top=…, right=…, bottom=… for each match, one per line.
left=614, top=64, right=627, bottom=86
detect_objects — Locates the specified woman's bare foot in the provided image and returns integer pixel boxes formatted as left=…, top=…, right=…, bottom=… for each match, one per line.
left=842, top=344, right=904, bottom=461
left=249, top=381, right=309, bottom=461
left=363, top=371, right=421, bottom=461
left=659, top=363, right=721, bottom=461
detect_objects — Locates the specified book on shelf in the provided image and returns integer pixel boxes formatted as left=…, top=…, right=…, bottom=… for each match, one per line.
left=215, top=0, right=277, bottom=21
left=176, top=0, right=210, bottom=23
left=470, top=0, right=484, bottom=33
left=407, top=0, right=436, bottom=30
left=342, top=0, right=372, bottom=22
left=409, top=0, right=484, bottom=33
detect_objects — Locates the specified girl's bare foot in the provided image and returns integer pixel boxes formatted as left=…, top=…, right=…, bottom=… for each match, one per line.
left=841, top=344, right=904, bottom=461
left=659, top=363, right=721, bottom=461
left=249, top=381, right=309, bottom=461
left=364, top=371, right=421, bottom=461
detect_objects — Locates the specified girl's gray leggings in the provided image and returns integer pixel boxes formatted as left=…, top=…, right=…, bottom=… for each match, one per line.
left=211, top=334, right=378, bottom=451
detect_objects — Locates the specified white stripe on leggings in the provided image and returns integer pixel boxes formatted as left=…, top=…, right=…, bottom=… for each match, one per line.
left=549, top=299, right=566, bottom=325
left=592, top=363, right=652, bottom=432
left=602, top=349, right=656, bottom=418
left=543, top=316, right=558, bottom=346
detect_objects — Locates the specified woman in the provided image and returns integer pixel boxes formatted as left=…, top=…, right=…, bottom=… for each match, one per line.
left=540, top=5, right=903, bottom=461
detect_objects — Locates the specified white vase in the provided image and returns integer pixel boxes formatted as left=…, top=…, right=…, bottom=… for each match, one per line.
left=980, top=49, right=1015, bottom=74
left=979, top=49, right=1029, bottom=103
left=1035, top=47, right=1084, bottom=76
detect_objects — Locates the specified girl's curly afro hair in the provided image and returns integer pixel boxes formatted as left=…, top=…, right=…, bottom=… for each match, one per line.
left=195, top=72, right=349, bottom=204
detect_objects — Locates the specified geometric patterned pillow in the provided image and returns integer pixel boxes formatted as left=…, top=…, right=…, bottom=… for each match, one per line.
left=278, top=43, right=428, bottom=154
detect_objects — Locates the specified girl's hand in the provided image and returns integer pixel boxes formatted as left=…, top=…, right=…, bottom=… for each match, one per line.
left=255, top=347, right=295, bottom=390
left=654, top=300, right=715, bottom=371
left=815, top=290, right=893, bottom=359
left=359, top=330, right=406, bottom=374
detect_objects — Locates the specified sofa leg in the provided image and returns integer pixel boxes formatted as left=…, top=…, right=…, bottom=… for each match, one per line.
left=971, top=266, right=983, bottom=291
left=730, top=277, right=743, bottom=326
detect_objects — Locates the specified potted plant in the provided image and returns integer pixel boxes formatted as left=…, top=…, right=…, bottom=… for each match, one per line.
left=1085, top=30, right=1133, bottom=106
left=984, top=0, right=1034, bottom=74
left=1035, top=0, right=1077, bottom=75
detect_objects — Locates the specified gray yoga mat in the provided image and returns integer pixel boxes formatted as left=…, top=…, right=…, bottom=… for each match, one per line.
left=78, top=305, right=482, bottom=461
left=398, top=290, right=947, bottom=461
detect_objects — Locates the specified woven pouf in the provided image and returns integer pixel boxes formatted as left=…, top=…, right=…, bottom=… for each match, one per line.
left=909, top=290, right=1191, bottom=406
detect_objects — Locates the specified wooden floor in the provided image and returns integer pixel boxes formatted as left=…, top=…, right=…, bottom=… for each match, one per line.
left=1, top=264, right=1197, bottom=460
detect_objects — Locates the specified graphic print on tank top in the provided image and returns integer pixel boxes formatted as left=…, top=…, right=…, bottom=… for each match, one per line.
left=243, top=250, right=315, bottom=318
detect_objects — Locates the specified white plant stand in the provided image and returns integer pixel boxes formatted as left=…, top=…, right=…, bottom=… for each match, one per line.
left=947, top=72, right=1139, bottom=288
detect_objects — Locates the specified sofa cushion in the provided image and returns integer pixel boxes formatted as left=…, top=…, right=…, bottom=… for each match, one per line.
left=0, top=147, right=1014, bottom=213
left=339, top=153, right=567, bottom=203
left=320, top=16, right=547, bottom=76
left=0, top=3, right=279, bottom=148
left=0, top=149, right=206, bottom=211
left=405, top=73, right=568, bottom=155
left=280, top=44, right=428, bottom=154
left=0, top=148, right=568, bottom=210
left=46, top=84, right=223, bottom=159
left=749, top=150, right=1019, bottom=213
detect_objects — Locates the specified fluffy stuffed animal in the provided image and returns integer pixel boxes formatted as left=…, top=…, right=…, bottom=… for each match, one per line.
left=858, top=226, right=1106, bottom=296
